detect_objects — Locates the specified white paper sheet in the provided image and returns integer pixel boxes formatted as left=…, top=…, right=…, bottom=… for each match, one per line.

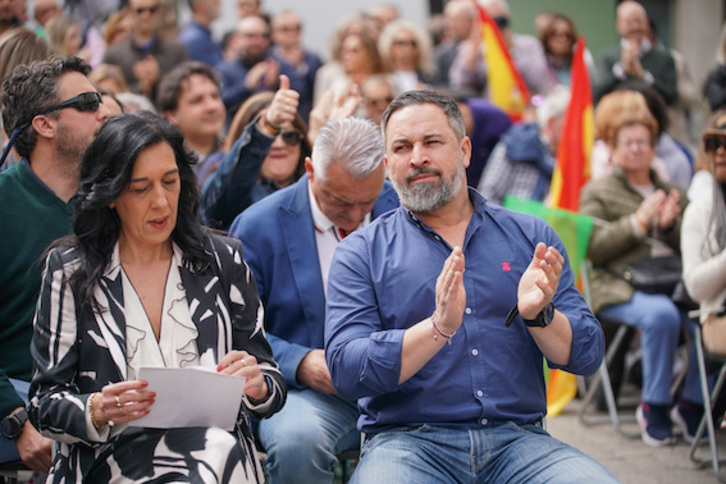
left=129, top=366, right=246, bottom=431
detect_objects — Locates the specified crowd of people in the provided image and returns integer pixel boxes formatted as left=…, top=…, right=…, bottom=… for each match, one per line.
left=1, top=0, right=726, bottom=482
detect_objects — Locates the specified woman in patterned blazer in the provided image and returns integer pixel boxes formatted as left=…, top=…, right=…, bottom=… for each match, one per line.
left=29, top=111, right=286, bottom=483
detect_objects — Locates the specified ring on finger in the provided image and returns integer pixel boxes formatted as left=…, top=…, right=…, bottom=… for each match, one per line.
left=116, top=396, right=123, bottom=411
left=240, top=359, right=248, bottom=367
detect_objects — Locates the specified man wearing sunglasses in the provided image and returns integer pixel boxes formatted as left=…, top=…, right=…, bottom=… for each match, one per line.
left=103, top=0, right=187, bottom=100
left=228, top=118, right=398, bottom=484
left=0, top=56, right=110, bottom=473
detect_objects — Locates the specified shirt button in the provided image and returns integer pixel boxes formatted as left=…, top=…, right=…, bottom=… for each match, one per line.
left=465, top=307, right=472, bottom=314
left=472, top=349, right=479, bottom=356
left=481, top=418, right=488, bottom=426
left=477, top=390, right=483, bottom=397
left=434, top=235, right=441, bottom=241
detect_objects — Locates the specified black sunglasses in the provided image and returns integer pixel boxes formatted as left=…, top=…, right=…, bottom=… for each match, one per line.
left=280, top=129, right=304, bottom=147
left=135, top=4, right=160, bottom=15
left=38, top=92, right=103, bottom=116
left=705, top=137, right=726, bottom=153
left=0, top=92, right=103, bottom=167
left=493, top=16, right=510, bottom=29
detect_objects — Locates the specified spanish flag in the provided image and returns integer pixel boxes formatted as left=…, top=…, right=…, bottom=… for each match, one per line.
left=549, top=37, right=593, bottom=211
left=545, top=37, right=594, bottom=416
left=474, top=2, right=530, bottom=120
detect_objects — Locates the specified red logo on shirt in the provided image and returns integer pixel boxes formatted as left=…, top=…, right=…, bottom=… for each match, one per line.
left=501, top=262, right=511, bottom=272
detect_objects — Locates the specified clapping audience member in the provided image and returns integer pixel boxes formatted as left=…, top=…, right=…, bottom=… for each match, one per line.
left=595, top=0, right=677, bottom=106
left=229, top=117, right=398, bottom=484
left=216, top=15, right=301, bottom=118
left=378, top=20, right=434, bottom=92
left=579, top=95, right=702, bottom=447
left=102, top=0, right=187, bottom=100
left=29, top=111, right=286, bottom=483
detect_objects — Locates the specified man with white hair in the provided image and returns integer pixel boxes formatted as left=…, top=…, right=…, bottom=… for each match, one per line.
left=477, top=87, right=570, bottom=205
left=595, top=0, right=677, bottom=105
left=229, top=118, right=398, bottom=484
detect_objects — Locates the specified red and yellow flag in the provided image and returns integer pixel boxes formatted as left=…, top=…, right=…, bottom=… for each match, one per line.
left=474, top=2, right=530, bottom=121
left=549, top=37, right=593, bottom=211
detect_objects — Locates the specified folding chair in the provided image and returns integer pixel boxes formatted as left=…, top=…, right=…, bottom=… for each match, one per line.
left=688, top=310, right=726, bottom=482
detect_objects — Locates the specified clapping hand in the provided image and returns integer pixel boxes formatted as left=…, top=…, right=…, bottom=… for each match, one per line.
left=517, top=243, right=564, bottom=320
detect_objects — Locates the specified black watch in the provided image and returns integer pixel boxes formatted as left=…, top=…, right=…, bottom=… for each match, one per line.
left=505, top=302, right=555, bottom=328
left=1, top=409, right=28, bottom=440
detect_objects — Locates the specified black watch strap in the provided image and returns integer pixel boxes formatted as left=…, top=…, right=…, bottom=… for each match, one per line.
left=1, top=409, right=28, bottom=440
left=505, top=302, right=555, bottom=328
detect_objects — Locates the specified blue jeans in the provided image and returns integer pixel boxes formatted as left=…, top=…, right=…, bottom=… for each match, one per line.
left=0, top=379, right=29, bottom=464
left=599, top=290, right=701, bottom=405
left=257, top=388, right=360, bottom=484
left=352, top=422, right=618, bottom=483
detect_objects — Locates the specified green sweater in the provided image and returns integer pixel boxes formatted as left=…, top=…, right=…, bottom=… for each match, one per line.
left=0, top=161, right=74, bottom=419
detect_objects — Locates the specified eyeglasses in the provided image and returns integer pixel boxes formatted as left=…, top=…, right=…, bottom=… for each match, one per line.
left=493, top=16, right=510, bottom=29
left=134, top=4, right=160, bottom=15
left=705, top=137, right=726, bottom=153
left=393, top=39, right=417, bottom=48
left=276, top=25, right=301, bottom=33
left=280, top=129, right=304, bottom=147
left=618, top=139, right=651, bottom=150
left=366, top=96, right=393, bottom=107
left=38, top=92, right=103, bottom=116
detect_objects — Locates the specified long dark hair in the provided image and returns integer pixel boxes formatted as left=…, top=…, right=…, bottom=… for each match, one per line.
left=70, top=111, right=208, bottom=310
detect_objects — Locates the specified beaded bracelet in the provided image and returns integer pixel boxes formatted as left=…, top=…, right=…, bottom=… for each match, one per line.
left=431, top=312, right=456, bottom=345
left=88, top=392, right=103, bottom=430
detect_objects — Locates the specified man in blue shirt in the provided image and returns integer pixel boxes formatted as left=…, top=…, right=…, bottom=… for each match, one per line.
left=179, top=0, right=224, bottom=67
left=325, top=91, right=617, bottom=483
left=229, top=118, right=399, bottom=484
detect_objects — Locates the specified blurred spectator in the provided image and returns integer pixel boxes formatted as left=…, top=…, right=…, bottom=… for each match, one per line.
left=157, top=61, right=226, bottom=181
left=534, top=10, right=555, bottom=37
left=432, top=0, right=474, bottom=87
left=115, top=91, right=157, bottom=113
left=216, top=15, right=301, bottom=117
left=237, top=0, right=263, bottom=20
left=647, top=16, right=698, bottom=148
left=63, top=0, right=118, bottom=30
left=477, top=87, right=569, bottom=205
left=0, top=0, right=18, bottom=39
left=103, top=6, right=132, bottom=47
left=456, top=93, right=513, bottom=188
left=362, top=4, right=399, bottom=37
left=687, top=109, right=726, bottom=203
left=360, top=74, right=395, bottom=125
left=378, top=19, right=434, bottom=92
left=0, top=27, right=52, bottom=172
left=45, top=15, right=88, bottom=60
left=99, top=89, right=123, bottom=115
left=539, top=13, right=596, bottom=88
left=449, top=0, right=553, bottom=98
left=179, top=0, right=223, bottom=67
left=427, top=13, right=446, bottom=49
left=88, top=63, right=129, bottom=94
left=271, top=10, right=321, bottom=123
left=704, top=23, right=726, bottom=113
left=314, top=29, right=385, bottom=107
left=30, top=0, right=61, bottom=38
left=595, top=0, right=677, bottom=106
left=102, top=0, right=188, bottom=100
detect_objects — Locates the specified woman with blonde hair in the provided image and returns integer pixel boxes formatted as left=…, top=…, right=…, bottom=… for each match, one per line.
left=377, top=19, right=433, bottom=92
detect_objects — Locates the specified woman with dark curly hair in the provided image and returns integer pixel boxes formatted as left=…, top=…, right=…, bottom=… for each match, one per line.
left=29, top=112, right=286, bottom=483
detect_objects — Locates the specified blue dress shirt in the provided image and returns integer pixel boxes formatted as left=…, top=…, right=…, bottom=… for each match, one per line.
left=325, top=189, right=604, bottom=433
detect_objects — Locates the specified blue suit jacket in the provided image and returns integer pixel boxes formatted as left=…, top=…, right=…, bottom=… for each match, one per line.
left=229, top=176, right=399, bottom=387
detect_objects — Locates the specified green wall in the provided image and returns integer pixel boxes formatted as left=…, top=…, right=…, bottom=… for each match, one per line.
left=507, top=0, right=619, bottom=62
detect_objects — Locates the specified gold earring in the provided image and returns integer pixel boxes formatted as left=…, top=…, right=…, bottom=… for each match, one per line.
left=108, top=202, right=115, bottom=209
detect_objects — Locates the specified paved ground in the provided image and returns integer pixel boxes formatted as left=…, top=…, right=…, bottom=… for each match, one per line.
left=547, top=383, right=726, bottom=484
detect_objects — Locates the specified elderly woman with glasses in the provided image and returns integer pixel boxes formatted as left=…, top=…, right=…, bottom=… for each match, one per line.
left=29, top=112, right=286, bottom=483
left=580, top=90, right=702, bottom=448
left=200, top=76, right=310, bottom=229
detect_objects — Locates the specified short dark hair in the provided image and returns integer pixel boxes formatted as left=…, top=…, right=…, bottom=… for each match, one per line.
left=71, top=111, right=207, bottom=309
left=156, top=61, right=221, bottom=114
left=1, top=56, right=91, bottom=158
left=381, top=90, right=465, bottom=141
